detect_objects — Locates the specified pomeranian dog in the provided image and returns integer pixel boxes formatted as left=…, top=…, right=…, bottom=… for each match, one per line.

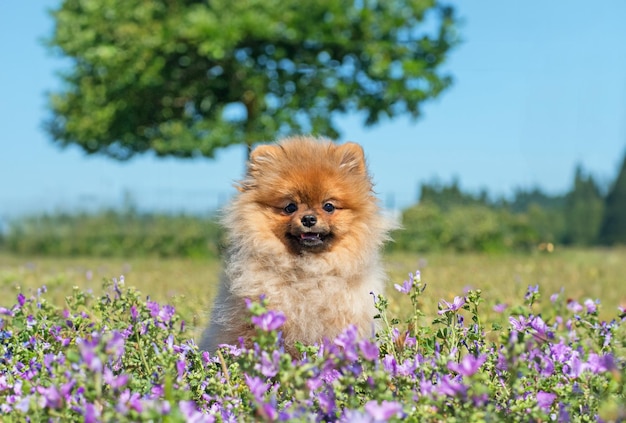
left=199, top=136, right=393, bottom=355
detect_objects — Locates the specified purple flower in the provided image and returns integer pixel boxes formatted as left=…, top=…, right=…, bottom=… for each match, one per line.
left=493, top=303, right=507, bottom=313
left=509, top=315, right=530, bottom=332
left=447, top=354, right=487, bottom=377
left=364, top=400, right=403, bottom=421
left=587, top=353, right=615, bottom=373
left=244, top=374, right=269, bottom=401
left=472, top=393, right=489, bottom=407
left=60, top=380, right=75, bottom=399
left=244, top=375, right=278, bottom=420
left=15, top=397, right=30, bottom=413
left=17, top=293, right=26, bottom=307
left=258, top=350, right=281, bottom=377
left=382, top=355, right=397, bottom=375
left=394, top=271, right=418, bottom=294
left=529, top=315, right=551, bottom=338
left=37, top=385, right=63, bottom=409
left=584, top=298, right=598, bottom=314
left=436, top=375, right=467, bottom=397
left=358, top=339, right=379, bottom=361
left=565, top=353, right=584, bottom=378
left=566, top=299, right=583, bottom=313
left=13, top=379, right=23, bottom=395
left=419, top=378, right=435, bottom=397
left=397, top=358, right=418, bottom=377
left=539, top=356, right=555, bottom=377
left=334, top=325, right=359, bottom=361
left=117, top=389, right=142, bottom=413
left=26, top=315, right=36, bottom=329
left=84, top=402, right=100, bottom=423
left=536, top=391, right=556, bottom=412
left=146, top=301, right=160, bottom=319
left=525, top=284, right=539, bottom=300
left=438, top=296, right=465, bottom=314
left=158, top=304, right=176, bottom=323
left=404, top=333, right=417, bottom=348
left=341, top=410, right=371, bottom=423
left=130, top=305, right=138, bottom=321
left=79, top=343, right=103, bottom=373
left=43, top=353, right=56, bottom=371
left=318, top=389, right=336, bottom=415
left=251, top=310, right=286, bottom=332
left=394, top=279, right=412, bottom=294
left=260, top=402, right=278, bottom=421
left=180, top=400, right=214, bottom=423
left=201, top=351, right=211, bottom=365
left=152, top=384, right=164, bottom=397
left=393, top=270, right=421, bottom=294
left=104, top=368, right=129, bottom=389
left=106, top=331, right=126, bottom=359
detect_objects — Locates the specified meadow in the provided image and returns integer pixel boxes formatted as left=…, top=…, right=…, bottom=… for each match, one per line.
left=2, top=248, right=625, bottom=336
left=1, top=248, right=625, bottom=421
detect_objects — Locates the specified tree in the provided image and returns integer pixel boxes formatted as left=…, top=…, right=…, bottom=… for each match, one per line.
left=599, top=151, right=626, bottom=245
left=45, top=0, right=458, bottom=160
left=506, top=187, right=565, bottom=214
left=418, top=178, right=489, bottom=210
left=562, top=165, right=604, bottom=246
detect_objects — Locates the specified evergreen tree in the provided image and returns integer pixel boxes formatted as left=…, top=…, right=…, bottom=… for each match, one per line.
left=507, top=187, right=565, bottom=213
left=418, top=178, right=489, bottom=210
left=599, top=151, right=626, bottom=245
left=562, top=165, right=604, bottom=245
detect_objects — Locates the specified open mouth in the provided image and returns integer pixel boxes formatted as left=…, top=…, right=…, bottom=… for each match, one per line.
left=299, top=232, right=324, bottom=247
left=288, top=231, right=331, bottom=250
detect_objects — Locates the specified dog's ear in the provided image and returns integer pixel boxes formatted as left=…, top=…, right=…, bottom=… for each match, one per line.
left=249, top=144, right=278, bottom=166
left=337, top=142, right=367, bottom=175
left=236, top=144, right=278, bottom=192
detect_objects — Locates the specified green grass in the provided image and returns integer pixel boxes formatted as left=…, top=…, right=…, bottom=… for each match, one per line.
left=1, top=248, right=625, bottom=343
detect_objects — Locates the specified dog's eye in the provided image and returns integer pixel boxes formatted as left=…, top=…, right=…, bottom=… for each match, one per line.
left=284, top=203, right=298, bottom=214
left=322, top=203, right=335, bottom=213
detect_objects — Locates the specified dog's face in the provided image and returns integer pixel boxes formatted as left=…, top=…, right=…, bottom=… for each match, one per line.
left=271, top=186, right=343, bottom=254
left=236, top=137, right=377, bottom=255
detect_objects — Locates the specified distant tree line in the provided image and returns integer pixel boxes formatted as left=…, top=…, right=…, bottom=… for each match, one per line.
left=391, top=152, right=626, bottom=252
left=1, top=209, right=223, bottom=259
left=2, top=153, right=625, bottom=257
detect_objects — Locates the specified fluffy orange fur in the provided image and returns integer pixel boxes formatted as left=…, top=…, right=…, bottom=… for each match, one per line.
left=199, top=136, right=394, bottom=355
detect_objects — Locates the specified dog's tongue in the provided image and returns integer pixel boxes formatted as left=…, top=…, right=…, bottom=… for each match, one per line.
left=300, top=233, right=320, bottom=240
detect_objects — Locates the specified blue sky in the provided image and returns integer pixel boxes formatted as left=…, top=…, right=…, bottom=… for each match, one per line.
left=1, top=1, right=626, bottom=220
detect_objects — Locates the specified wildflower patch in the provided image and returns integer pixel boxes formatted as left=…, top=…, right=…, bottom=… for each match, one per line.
left=0, top=273, right=624, bottom=421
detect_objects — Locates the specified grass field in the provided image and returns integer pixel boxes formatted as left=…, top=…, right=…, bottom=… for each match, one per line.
left=1, top=247, right=625, bottom=343
left=2, top=248, right=625, bottom=420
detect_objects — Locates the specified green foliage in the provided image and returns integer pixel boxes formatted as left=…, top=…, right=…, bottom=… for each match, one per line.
left=396, top=166, right=611, bottom=252
left=4, top=210, right=223, bottom=258
left=391, top=202, right=542, bottom=253
left=524, top=204, right=566, bottom=244
left=46, top=0, right=458, bottom=159
left=600, top=152, right=626, bottom=245
left=506, top=187, right=566, bottom=214
left=418, top=178, right=490, bottom=211
left=562, top=166, right=604, bottom=246
left=3, top=158, right=620, bottom=257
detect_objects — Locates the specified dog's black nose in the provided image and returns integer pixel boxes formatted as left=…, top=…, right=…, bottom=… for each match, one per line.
left=301, top=215, right=317, bottom=227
